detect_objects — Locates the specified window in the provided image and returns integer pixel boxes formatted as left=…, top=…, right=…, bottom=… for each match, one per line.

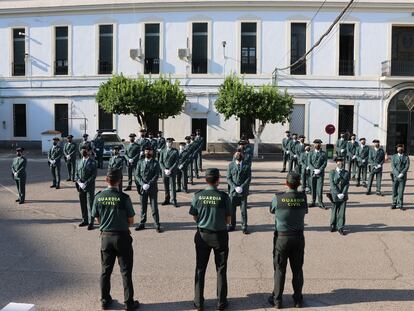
left=240, top=23, right=257, bottom=74
left=55, top=104, right=68, bottom=137
left=144, top=23, right=160, bottom=74
left=12, top=28, right=25, bottom=76
left=13, top=104, right=26, bottom=137
left=290, top=23, right=307, bottom=75
left=192, top=118, right=207, bottom=150
left=98, top=106, right=113, bottom=130
left=339, top=24, right=355, bottom=76
left=192, top=23, right=208, bottom=74
left=240, top=116, right=255, bottom=139
left=55, top=26, right=68, bottom=75
left=98, top=25, right=113, bottom=74
left=391, top=26, right=414, bottom=76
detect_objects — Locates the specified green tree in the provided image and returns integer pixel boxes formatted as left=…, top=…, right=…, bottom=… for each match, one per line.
left=215, top=75, right=294, bottom=157
left=96, top=75, right=186, bottom=129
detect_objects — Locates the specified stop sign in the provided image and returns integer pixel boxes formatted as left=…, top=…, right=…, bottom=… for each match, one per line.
left=325, top=124, right=336, bottom=135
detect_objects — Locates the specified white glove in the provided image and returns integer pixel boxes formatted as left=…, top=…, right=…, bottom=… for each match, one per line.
left=314, top=169, right=321, bottom=175
left=362, top=159, right=366, bottom=163
left=140, top=151, right=144, bottom=156
left=164, top=169, right=171, bottom=176
left=398, top=173, right=404, bottom=179
left=341, top=149, right=345, bottom=153
left=178, top=164, right=183, bottom=170
left=128, top=159, right=133, bottom=164
left=352, top=155, right=356, bottom=160
left=376, top=164, right=382, bottom=169
left=14, top=172, right=18, bottom=177
left=306, top=166, right=310, bottom=170
left=77, top=181, right=85, bottom=189
left=337, top=193, right=345, bottom=200
left=142, top=184, right=150, bottom=191
left=294, top=155, right=297, bottom=158
left=286, top=151, right=290, bottom=154
left=96, top=148, right=100, bottom=151
left=157, top=149, right=161, bottom=152
left=235, top=186, right=243, bottom=194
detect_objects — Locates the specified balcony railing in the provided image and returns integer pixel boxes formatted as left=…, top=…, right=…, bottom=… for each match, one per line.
left=339, top=59, right=354, bottom=76
left=98, top=60, right=113, bottom=75
left=12, top=62, right=25, bottom=76
left=54, top=59, right=68, bottom=75
left=382, top=60, right=414, bottom=77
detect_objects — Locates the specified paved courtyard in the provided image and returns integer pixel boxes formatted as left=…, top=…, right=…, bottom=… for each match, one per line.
left=0, top=153, right=413, bottom=311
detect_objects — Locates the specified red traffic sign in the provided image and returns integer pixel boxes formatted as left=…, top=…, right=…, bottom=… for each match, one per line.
left=325, top=124, right=336, bottom=135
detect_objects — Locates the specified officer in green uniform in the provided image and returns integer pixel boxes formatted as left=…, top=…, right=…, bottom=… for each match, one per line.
left=328, top=157, right=349, bottom=235
left=281, top=131, right=291, bottom=173
left=137, top=129, right=150, bottom=160
left=124, top=133, right=140, bottom=191
left=356, top=137, right=369, bottom=187
left=288, top=133, right=299, bottom=173
left=63, top=135, right=77, bottom=181
left=91, top=169, right=140, bottom=311
left=346, top=134, right=359, bottom=180
left=367, top=139, right=385, bottom=196
left=299, top=144, right=311, bottom=193
left=190, top=133, right=201, bottom=179
left=177, top=142, right=191, bottom=193
left=48, top=137, right=63, bottom=189
left=79, top=133, right=94, bottom=156
left=108, top=146, right=127, bottom=192
left=11, top=147, right=27, bottom=204
left=227, top=150, right=252, bottom=234
left=75, top=145, right=97, bottom=230
left=189, top=168, right=232, bottom=311
left=148, top=132, right=158, bottom=157
left=94, top=130, right=105, bottom=169
left=237, top=140, right=252, bottom=167
left=268, top=172, right=307, bottom=309
left=335, top=132, right=348, bottom=158
left=185, top=136, right=196, bottom=185
left=295, top=135, right=306, bottom=173
left=160, top=138, right=179, bottom=207
left=309, top=139, right=327, bottom=209
left=391, top=144, right=410, bottom=211
left=195, top=129, right=204, bottom=172
left=156, top=131, right=166, bottom=162
left=135, top=145, right=162, bottom=232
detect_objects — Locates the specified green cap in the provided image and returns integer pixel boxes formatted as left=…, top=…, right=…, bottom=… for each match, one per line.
left=205, top=168, right=220, bottom=178
left=107, top=168, right=122, bottom=181
left=286, top=172, right=301, bottom=184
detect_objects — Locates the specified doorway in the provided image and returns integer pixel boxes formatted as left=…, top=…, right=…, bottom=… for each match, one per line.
left=192, top=118, right=207, bottom=150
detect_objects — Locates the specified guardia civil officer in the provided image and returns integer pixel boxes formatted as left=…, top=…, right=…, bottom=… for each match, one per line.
left=190, top=168, right=232, bottom=311
left=75, top=145, right=97, bottom=230
left=195, top=129, right=204, bottom=172
left=295, top=135, right=306, bottom=173
left=79, top=133, right=94, bottom=156
left=135, top=145, right=162, bottom=232
left=190, top=133, right=201, bottom=179
left=237, top=140, right=252, bottom=167
left=299, top=144, right=311, bottom=193
left=94, top=130, right=105, bottom=169
left=328, top=157, right=349, bottom=235
left=281, top=131, right=291, bottom=173
left=268, top=172, right=307, bottom=309
left=124, top=133, right=140, bottom=191
left=156, top=131, right=166, bottom=162
left=137, top=129, right=150, bottom=160
left=356, top=137, right=369, bottom=187
left=160, top=138, right=179, bottom=207
left=185, top=136, right=196, bottom=185
left=48, top=137, right=63, bottom=189
left=108, top=146, right=127, bottom=192
left=227, top=150, right=252, bottom=234
left=346, top=134, right=359, bottom=180
left=366, top=139, right=385, bottom=196
left=177, top=142, right=191, bottom=193
left=309, top=139, right=327, bottom=209
left=336, top=132, right=348, bottom=158
left=11, top=147, right=26, bottom=204
left=391, top=144, right=410, bottom=211
left=91, top=169, right=140, bottom=311
left=63, top=135, right=77, bottom=182
left=288, top=133, right=299, bottom=173
left=148, top=132, right=158, bottom=157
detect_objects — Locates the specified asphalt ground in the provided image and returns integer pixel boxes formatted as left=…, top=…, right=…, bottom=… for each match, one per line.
left=0, top=154, right=413, bottom=311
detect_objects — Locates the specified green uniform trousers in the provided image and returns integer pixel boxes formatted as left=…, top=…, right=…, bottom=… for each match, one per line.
left=367, top=171, right=382, bottom=193
left=163, top=174, right=177, bottom=202
left=230, top=196, right=248, bottom=230
left=392, top=178, right=406, bottom=208
left=50, top=164, right=61, bottom=187
left=66, top=159, right=76, bottom=181
left=194, top=229, right=229, bottom=308
left=78, top=187, right=95, bottom=224
left=301, top=169, right=311, bottom=192
left=127, top=164, right=136, bottom=187
left=357, top=165, right=367, bottom=185
left=330, top=201, right=347, bottom=230
left=311, top=175, right=324, bottom=205
left=288, top=157, right=298, bottom=173
left=96, top=151, right=104, bottom=169
left=100, top=232, right=134, bottom=305
left=272, top=233, right=304, bottom=304
left=347, top=158, right=357, bottom=179
left=177, top=168, right=188, bottom=191
left=282, top=151, right=289, bottom=171
left=14, top=177, right=26, bottom=202
left=138, top=190, right=160, bottom=227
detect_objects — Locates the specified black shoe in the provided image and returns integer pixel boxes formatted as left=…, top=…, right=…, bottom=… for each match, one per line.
left=281, top=169, right=286, bottom=173
left=330, top=226, right=336, bottom=232
left=338, top=228, right=346, bottom=236
left=172, top=201, right=179, bottom=208
left=351, top=177, right=356, bottom=181
left=177, top=189, right=182, bottom=193
left=294, top=300, right=303, bottom=308
left=391, top=205, right=397, bottom=210
left=242, top=228, right=249, bottom=235
left=216, top=300, right=228, bottom=310
left=78, top=222, right=88, bottom=227
left=19, top=200, right=25, bottom=204
left=183, top=189, right=189, bottom=193
left=124, top=186, right=132, bottom=191
left=275, top=301, right=283, bottom=309
left=193, top=302, right=204, bottom=311
left=161, top=201, right=169, bottom=206
left=135, top=224, right=145, bottom=231
left=50, top=185, right=56, bottom=188
left=156, top=226, right=163, bottom=233
left=227, top=226, right=235, bottom=232
left=366, top=191, right=371, bottom=195
left=66, top=178, right=72, bottom=182
left=318, top=203, right=327, bottom=210
left=56, top=185, right=60, bottom=189
left=309, top=203, right=316, bottom=208
left=362, top=183, right=367, bottom=188
left=196, top=175, right=200, bottom=179
left=125, top=300, right=140, bottom=311
left=267, top=296, right=275, bottom=306
left=191, top=181, right=194, bottom=185
left=101, top=297, right=113, bottom=310
left=376, top=192, right=383, bottom=196
left=87, top=224, right=95, bottom=230
left=356, top=183, right=361, bottom=187
left=15, top=199, right=20, bottom=202
left=400, top=206, right=406, bottom=211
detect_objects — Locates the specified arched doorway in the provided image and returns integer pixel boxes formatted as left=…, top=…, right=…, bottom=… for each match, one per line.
left=387, top=89, right=414, bottom=154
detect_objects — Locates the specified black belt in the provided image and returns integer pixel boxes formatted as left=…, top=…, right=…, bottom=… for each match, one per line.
left=276, top=231, right=303, bottom=236
left=101, top=231, right=130, bottom=236
left=198, top=228, right=227, bottom=234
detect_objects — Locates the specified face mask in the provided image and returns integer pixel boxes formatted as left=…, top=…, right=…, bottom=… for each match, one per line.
left=179, top=146, right=184, bottom=151
left=17, top=152, right=22, bottom=157
left=315, top=145, right=321, bottom=150
left=145, top=152, right=152, bottom=158
left=235, top=155, right=243, bottom=161
left=82, top=150, right=88, bottom=157
left=186, top=141, right=190, bottom=144
left=166, top=142, right=172, bottom=148
left=114, top=151, right=119, bottom=156
left=130, top=138, right=135, bottom=143
left=53, top=142, right=58, bottom=146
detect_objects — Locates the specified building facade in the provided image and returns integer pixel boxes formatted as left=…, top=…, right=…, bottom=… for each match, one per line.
left=0, top=0, right=414, bottom=154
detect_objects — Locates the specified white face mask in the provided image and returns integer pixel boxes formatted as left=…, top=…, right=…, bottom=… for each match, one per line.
left=166, top=142, right=172, bottom=148
left=179, top=146, right=184, bottom=151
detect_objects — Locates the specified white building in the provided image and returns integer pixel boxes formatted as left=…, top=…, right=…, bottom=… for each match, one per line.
left=0, top=0, right=414, bottom=154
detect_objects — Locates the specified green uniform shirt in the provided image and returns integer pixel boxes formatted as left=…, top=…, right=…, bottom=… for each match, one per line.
left=270, top=189, right=308, bottom=232
left=108, top=155, right=127, bottom=171
left=92, top=187, right=135, bottom=232
left=189, top=186, right=231, bottom=232
left=11, top=156, right=27, bottom=179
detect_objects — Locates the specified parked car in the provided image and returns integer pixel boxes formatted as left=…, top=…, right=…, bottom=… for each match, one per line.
left=93, top=129, right=125, bottom=159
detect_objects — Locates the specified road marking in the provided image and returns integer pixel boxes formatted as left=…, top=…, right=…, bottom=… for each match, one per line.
left=0, top=182, right=18, bottom=197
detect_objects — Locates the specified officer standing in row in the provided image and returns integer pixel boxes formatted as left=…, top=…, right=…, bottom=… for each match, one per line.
left=79, top=133, right=94, bottom=156
left=391, top=144, right=410, bottom=211
left=137, top=129, right=150, bottom=160
left=268, top=172, right=307, bottom=309
left=148, top=132, right=158, bottom=157
left=227, top=150, right=252, bottom=234
left=177, top=141, right=191, bottom=193
left=135, top=145, right=162, bottom=232
left=190, top=134, right=201, bottom=179
left=309, top=139, right=327, bottom=209
left=160, top=138, right=179, bottom=207
left=108, top=146, right=127, bottom=192
left=156, top=131, right=166, bottom=162
left=356, top=138, right=369, bottom=187
left=91, top=169, right=140, bottom=311
left=195, top=129, right=204, bottom=172
left=336, top=132, right=348, bottom=158
left=64, top=135, right=77, bottom=182
left=299, top=144, right=311, bottom=193
left=346, top=134, right=359, bottom=180
left=190, top=168, right=232, bottom=311
left=288, top=133, right=299, bottom=173
left=94, top=130, right=105, bottom=169
left=238, top=140, right=252, bottom=167
left=11, top=147, right=27, bottom=204
left=328, top=157, right=349, bottom=236
left=75, top=145, right=97, bottom=230
left=48, top=137, right=63, bottom=189
left=295, top=135, right=306, bottom=173
left=185, top=136, right=196, bottom=185
left=366, top=139, right=385, bottom=196
left=281, top=131, right=291, bottom=173
left=124, top=133, right=140, bottom=191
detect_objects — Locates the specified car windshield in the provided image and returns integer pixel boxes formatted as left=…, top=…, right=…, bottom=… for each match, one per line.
left=101, top=134, right=121, bottom=143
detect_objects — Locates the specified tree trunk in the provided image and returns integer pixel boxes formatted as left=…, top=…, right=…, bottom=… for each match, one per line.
left=252, top=120, right=266, bottom=158
left=136, top=114, right=147, bottom=130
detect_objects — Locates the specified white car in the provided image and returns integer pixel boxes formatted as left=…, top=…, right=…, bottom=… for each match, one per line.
left=93, top=130, right=125, bottom=159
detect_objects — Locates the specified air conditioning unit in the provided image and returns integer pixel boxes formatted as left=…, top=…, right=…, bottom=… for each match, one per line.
left=130, top=48, right=144, bottom=60
left=178, top=48, right=191, bottom=60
